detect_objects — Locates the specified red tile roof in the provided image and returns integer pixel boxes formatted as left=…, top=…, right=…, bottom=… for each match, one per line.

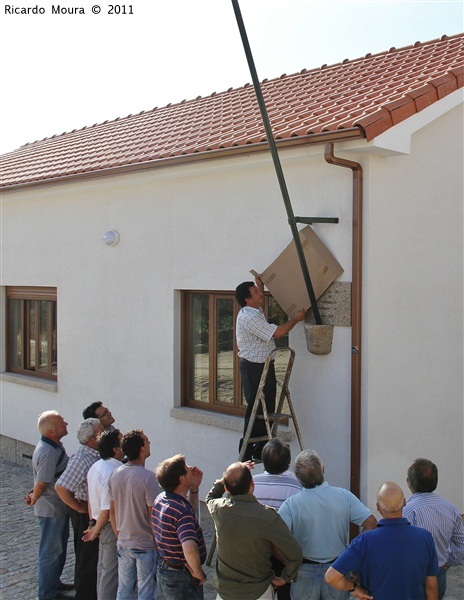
left=1, top=33, right=463, bottom=189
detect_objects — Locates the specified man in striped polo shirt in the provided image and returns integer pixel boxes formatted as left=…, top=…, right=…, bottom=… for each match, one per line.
left=404, top=458, right=464, bottom=600
left=152, top=454, right=206, bottom=599
left=235, top=277, right=306, bottom=461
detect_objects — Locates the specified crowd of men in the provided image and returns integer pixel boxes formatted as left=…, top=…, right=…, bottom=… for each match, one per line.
left=25, top=278, right=463, bottom=600
left=26, top=404, right=463, bottom=600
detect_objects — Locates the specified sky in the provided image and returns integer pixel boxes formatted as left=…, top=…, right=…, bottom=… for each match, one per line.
left=0, top=0, right=462, bottom=154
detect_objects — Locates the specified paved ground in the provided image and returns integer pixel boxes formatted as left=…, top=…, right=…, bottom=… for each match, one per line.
left=1, top=458, right=462, bottom=599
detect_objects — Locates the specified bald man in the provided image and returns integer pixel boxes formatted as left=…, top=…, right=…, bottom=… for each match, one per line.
left=206, top=461, right=302, bottom=600
left=325, top=482, right=439, bottom=600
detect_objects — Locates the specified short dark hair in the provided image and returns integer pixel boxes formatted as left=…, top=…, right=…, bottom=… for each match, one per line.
left=83, top=401, right=102, bottom=419
left=98, top=428, right=121, bottom=460
left=156, top=454, right=187, bottom=492
left=235, top=281, right=254, bottom=308
left=121, top=430, right=145, bottom=461
left=224, top=464, right=252, bottom=495
left=262, top=438, right=291, bottom=475
left=407, top=458, right=438, bottom=493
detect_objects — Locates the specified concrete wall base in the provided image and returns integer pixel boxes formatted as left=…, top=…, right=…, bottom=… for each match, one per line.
left=0, top=434, right=35, bottom=468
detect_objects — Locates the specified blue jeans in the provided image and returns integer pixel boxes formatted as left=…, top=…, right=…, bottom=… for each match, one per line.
left=157, top=559, right=204, bottom=600
left=37, top=514, right=70, bottom=600
left=116, top=546, right=157, bottom=600
left=291, top=563, right=349, bottom=600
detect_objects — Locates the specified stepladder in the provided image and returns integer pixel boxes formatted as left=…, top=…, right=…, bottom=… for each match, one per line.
left=205, top=346, right=304, bottom=566
left=238, top=346, right=304, bottom=461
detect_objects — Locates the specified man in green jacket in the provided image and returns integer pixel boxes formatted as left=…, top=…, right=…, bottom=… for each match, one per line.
left=206, top=461, right=302, bottom=600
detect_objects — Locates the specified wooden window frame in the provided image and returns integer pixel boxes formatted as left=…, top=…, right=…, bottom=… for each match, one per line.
left=6, top=286, right=57, bottom=381
left=181, top=290, right=288, bottom=416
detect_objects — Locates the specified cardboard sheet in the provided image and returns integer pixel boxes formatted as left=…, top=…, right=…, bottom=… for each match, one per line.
left=252, top=226, right=344, bottom=317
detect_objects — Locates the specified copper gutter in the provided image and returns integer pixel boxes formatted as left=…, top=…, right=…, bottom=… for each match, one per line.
left=324, top=143, right=363, bottom=501
left=0, top=129, right=364, bottom=193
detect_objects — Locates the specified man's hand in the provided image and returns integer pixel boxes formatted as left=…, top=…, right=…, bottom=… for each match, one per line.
left=185, top=564, right=207, bottom=585
left=293, top=308, right=307, bottom=322
left=24, top=490, right=34, bottom=506
left=351, top=586, right=374, bottom=599
left=82, top=525, right=98, bottom=542
left=272, top=576, right=287, bottom=588
left=190, top=466, right=203, bottom=492
left=243, top=460, right=255, bottom=472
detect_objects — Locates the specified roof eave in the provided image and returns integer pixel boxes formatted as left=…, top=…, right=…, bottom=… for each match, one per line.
left=0, top=128, right=365, bottom=193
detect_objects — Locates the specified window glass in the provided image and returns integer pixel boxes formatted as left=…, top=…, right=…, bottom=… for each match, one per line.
left=216, top=297, right=234, bottom=404
left=9, top=299, right=22, bottom=369
left=6, top=287, right=57, bottom=380
left=182, top=291, right=288, bottom=415
left=189, top=293, right=209, bottom=403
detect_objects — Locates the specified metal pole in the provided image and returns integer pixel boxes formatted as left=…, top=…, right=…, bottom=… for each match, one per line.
left=231, top=0, right=322, bottom=324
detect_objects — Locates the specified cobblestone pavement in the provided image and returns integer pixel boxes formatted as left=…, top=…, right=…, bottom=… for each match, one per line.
left=1, top=459, right=462, bottom=599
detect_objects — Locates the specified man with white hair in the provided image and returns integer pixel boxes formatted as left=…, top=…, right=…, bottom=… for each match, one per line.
left=25, top=410, right=72, bottom=600
left=325, top=482, right=439, bottom=600
left=56, top=418, right=103, bottom=600
left=278, top=449, right=376, bottom=600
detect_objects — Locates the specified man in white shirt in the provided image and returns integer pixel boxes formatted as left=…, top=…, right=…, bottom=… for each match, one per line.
left=85, top=428, right=124, bottom=600
left=235, top=277, right=306, bottom=460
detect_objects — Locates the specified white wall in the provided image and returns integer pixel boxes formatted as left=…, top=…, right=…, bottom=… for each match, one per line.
left=362, top=103, right=463, bottom=510
left=1, top=100, right=462, bottom=513
left=1, top=146, right=355, bottom=499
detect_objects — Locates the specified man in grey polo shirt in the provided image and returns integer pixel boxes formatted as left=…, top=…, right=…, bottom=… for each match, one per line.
left=235, top=277, right=306, bottom=461
left=25, top=410, right=72, bottom=600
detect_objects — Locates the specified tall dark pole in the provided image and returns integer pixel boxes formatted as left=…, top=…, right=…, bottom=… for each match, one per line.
left=232, top=0, right=322, bottom=324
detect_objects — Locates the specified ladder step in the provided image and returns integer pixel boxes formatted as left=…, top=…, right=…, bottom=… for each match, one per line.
left=255, top=413, right=293, bottom=421
left=246, top=435, right=272, bottom=443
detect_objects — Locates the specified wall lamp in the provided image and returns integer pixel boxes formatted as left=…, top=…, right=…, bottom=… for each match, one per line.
left=102, top=230, right=120, bottom=247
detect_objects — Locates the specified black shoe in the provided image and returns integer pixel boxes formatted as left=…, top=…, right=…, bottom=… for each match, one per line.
left=58, top=582, right=75, bottom=591
left=252, top=441, right=265, bottom=461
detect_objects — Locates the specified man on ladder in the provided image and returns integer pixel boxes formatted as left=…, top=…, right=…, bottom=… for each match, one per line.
left=235, top=276, right=306, bottom=461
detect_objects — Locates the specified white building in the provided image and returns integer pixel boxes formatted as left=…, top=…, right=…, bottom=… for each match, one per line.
left=1, top=34, right=463, bottom=512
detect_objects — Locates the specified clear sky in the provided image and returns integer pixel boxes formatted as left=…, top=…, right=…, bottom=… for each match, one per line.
left=0, top=0, right=462, bottom=154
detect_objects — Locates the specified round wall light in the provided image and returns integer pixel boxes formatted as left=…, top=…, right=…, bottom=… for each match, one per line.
left=102, top=230, right=120, bottom=247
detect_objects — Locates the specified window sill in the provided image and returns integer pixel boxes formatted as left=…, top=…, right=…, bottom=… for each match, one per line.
left=170, top=407, right=292, bottom=441
left=0, top=372, right=58, bottom=392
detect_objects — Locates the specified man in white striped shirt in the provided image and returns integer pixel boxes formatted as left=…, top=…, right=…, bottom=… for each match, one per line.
left=404, top=458, right=464, bottom=600
left=253, top=438, right=302, bottom=600
left=235, top=278, right=306, bottom=461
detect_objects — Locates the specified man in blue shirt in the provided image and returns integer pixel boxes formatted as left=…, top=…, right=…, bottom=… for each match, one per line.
left=325, top=481, right=439, bottom=600
left=278, top=449, right=376, bottom=600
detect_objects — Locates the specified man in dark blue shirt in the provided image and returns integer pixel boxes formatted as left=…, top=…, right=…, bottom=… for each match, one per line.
left=325, top=481, right=439, bottom=600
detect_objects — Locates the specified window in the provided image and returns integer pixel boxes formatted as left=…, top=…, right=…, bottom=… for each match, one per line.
left=6, top=287, right=57, bottom=380
left=181, top=290, right=288, bottom=415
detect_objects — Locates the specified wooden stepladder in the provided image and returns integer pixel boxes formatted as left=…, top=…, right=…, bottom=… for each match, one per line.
left=238, top=346, right=304, bottom=460
left=206, top=347, right=304, bottom=566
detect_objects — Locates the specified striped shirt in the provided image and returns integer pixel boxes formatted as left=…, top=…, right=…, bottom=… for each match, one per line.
left=56, top=444, right=100, bottom=501
left=152, top=491, right=206, bottom=566
left=236, top=306, right=277, bottom=363
left=253, top=470, right=302, bottom=510
left=403, top=492, right=464, bottom=567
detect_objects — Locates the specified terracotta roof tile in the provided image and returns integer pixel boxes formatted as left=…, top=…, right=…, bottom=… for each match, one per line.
left=1, top=33, right=463, bottom=188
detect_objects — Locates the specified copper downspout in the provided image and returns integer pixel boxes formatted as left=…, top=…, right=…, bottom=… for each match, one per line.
left=324, top=143, right=363, bottom=502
